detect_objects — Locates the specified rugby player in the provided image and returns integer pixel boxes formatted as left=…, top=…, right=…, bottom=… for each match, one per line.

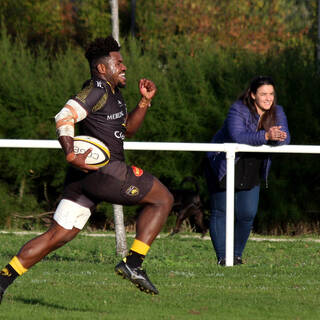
left=0, top=36, right=173, bottom=302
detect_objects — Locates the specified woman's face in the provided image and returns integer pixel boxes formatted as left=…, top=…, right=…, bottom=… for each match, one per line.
left=251, top=84, right=275, bottom=115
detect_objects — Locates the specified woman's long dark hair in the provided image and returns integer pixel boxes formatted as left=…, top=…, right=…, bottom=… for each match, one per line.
left=238, top=76, right=277, bottom=131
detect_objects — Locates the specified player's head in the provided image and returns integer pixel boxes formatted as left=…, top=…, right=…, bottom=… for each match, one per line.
left=85, top=36, right=126, bottom=88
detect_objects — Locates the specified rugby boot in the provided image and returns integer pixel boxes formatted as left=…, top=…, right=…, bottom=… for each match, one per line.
left=115, top=261, right=159, bottom=295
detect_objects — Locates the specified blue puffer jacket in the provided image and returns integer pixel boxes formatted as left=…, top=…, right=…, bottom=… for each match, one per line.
left=207, top=100, right=290, bottom=182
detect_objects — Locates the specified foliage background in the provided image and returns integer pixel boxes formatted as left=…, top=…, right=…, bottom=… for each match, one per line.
left=0, top=0, right=319, bottom=234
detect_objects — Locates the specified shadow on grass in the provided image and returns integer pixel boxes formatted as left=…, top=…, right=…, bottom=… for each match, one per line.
left=15, top=296, right=97, bottom=312
left=43, top=252, right=115, bottom=264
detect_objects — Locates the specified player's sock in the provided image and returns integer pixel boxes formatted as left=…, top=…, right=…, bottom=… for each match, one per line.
left=124, top=239, right=150, bottom=269
left=0, top=256, right=28, bottom=290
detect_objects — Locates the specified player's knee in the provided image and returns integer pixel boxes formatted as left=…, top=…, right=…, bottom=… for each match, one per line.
left=161, top=190, right=174, bottom=214
left=167, top=191, right=174, bottom=209
left=149, top=189, right=173, bottom=214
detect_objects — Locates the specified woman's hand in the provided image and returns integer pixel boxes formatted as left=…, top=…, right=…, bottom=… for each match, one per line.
left=265, top=126, right=287, bottom=141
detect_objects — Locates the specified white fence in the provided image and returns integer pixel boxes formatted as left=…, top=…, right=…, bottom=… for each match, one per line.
left=1, top=139, right=320, bottom=266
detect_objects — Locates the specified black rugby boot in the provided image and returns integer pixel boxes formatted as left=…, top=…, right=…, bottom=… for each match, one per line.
left=115, top=261, right=159, bottom=295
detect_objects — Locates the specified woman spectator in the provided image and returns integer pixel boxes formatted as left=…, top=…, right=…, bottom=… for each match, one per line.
left=205, top=76, right=290, bottom=266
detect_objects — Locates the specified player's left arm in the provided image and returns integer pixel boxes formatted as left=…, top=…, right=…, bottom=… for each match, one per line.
left=125, top=79, right=157, bottom=138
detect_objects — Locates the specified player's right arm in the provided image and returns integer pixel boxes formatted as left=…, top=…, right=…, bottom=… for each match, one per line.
left=55, top=98, right=98, bottom=172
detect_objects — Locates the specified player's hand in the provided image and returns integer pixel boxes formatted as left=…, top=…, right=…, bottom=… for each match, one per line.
left=66, top=149, right=99, bottom=173
left=139, top=78, right=157, bottom=101
left=265, top=126, right=287, bottom=141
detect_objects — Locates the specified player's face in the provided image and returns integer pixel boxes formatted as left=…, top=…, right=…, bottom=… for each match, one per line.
left=251, top=84, right=274, bottom=115
left=106, top=52, right=127, bottom=88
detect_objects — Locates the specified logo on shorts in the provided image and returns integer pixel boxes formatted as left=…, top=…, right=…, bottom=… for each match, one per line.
left=131, top=165, right=143, bottom=177
left=126, top=185, right=139, bottom=196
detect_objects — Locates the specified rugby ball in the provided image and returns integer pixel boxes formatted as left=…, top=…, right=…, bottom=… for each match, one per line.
left=73, top=135, right=110, bottom=167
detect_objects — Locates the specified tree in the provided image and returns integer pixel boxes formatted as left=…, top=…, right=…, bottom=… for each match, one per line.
left=134, top=0, right=314, bottom=54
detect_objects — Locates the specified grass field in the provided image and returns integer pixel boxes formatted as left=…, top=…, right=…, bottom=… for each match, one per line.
left=1, top=231, right=320, bottom=320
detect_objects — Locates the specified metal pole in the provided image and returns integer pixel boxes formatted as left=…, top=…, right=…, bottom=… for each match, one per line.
left=225, top=146, right=235, bottom=267
left=109, top=0, right=120, bottom=43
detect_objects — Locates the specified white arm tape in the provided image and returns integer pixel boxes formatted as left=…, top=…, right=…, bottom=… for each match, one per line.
left=65, top=99, right=88, bottom=122
left=56, top=124, right=74, bottom=138
left=55, top=99, right=87, bottom=137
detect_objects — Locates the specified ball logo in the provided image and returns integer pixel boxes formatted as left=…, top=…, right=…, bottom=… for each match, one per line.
left=73, top=136, right=110, bottom=167
left=131, top=165, right=143, bottom=177
left=126, top=185, right=139, bottom=196
left=74, top=146, right=99, bottom=160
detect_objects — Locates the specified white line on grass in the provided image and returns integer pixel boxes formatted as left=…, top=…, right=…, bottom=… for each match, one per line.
left=1, top=230, right=320, bottom=242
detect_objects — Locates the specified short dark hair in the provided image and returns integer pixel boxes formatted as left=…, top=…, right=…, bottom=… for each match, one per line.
left=85, top=36, right=120, bottom=67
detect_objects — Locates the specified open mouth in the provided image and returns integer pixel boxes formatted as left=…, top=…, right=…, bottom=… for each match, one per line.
left=119, top=73, right=126, bottom=81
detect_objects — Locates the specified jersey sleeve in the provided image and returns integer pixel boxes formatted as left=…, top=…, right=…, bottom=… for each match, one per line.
left=73, top=79, right=109, bottom=114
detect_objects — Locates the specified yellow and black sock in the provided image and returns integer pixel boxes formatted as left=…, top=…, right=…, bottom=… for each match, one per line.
left=0, top=256, right=28, bottom=290
left=124, top=239, right=150, bottom=269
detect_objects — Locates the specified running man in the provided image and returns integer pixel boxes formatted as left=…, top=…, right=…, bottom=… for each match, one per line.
left=0, top=36, right=173, bottom=302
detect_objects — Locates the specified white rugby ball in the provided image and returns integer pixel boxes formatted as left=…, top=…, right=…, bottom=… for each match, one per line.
left=73, top=135, right=110, bottom=167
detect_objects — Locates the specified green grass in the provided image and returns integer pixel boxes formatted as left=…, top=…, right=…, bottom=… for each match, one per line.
left=1, top=232, right=320, bottom=319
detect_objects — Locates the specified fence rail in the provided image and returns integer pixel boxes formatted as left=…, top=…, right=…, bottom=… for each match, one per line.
left=1, top=139, right=320, bottom=266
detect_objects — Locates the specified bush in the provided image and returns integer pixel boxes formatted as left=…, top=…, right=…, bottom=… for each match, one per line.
left=0, top=31, right=319, bottom=234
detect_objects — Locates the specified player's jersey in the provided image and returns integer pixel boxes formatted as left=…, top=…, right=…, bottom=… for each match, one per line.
left=73, top=78, right=128, bottom=161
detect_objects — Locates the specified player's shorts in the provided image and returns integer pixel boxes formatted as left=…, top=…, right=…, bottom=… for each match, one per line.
left=53, top=161, right=154, bottom=230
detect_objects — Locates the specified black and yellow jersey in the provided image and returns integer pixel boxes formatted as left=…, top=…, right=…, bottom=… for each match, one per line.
left=73, top=78, right=128, bottom=161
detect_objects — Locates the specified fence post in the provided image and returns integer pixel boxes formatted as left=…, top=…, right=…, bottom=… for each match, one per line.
left=113, top=204, right=128, bottom=257
left=225, top=145, right=236, bottom=266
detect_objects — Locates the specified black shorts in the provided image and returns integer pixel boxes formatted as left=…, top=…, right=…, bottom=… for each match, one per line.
left=62, top=161, right=154, bottom=209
